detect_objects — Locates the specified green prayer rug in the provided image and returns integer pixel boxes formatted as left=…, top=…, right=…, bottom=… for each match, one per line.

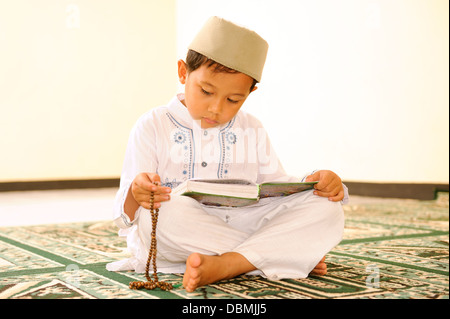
left=0, top=193, right=448, bottom=299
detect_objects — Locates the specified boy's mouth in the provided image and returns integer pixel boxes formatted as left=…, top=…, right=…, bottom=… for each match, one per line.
left=203, top=117, right=219, bottom=125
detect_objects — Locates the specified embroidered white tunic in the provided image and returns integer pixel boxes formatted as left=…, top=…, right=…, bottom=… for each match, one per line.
left=108, top=94, right=347, bottom=279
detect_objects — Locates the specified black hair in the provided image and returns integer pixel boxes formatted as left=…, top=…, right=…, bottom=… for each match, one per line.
left=185, top=49, right=258, bottom=92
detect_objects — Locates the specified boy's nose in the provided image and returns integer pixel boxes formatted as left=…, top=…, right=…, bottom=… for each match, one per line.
left=208, top=99, right=223, bottom=114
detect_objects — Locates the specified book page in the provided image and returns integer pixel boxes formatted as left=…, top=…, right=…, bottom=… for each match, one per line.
left=184, top=193, right=258, bottom=207
left=259, top=182, right=317, bottom=198
left=190, top=178, right=256, bottom=185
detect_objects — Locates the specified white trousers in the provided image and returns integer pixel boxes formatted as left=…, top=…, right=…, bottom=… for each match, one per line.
left=107, top=190, right=345, bottom=280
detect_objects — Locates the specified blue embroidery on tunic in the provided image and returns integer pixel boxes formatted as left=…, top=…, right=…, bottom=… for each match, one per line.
left=166, top=112, right=195, bottom=179
left=162, top=178, right=181, bottom=189
left=173, top=131, right=187, bottom=144
left=165, top=111, right=237, bottom=181
left=225, top=131, right=237, bottom=144
left=218, top=117, right=236, bottom=178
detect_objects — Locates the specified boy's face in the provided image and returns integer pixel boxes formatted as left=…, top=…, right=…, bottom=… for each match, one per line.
left=178, top=60, right=256, bottom=129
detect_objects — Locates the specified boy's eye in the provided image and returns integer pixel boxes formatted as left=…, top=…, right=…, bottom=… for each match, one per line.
left=201, top=88, right=212, bottom=95
left=227, top=98, right=239, bottom=104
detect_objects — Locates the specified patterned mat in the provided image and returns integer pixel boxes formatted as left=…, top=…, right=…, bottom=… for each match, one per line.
left=0, top=193, right=448, bottom=299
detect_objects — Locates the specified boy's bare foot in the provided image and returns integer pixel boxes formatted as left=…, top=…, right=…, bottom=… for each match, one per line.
left=310, top=256, right=327, bottom=276
left=183, top=252, right=256, bottom=292
left=182, top=253, right=328, bottom=292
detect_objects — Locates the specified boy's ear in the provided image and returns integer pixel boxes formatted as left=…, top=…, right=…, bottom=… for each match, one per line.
left=251, top=86, right=258, bottom=93
left=178, top=60, right=188, bottom=84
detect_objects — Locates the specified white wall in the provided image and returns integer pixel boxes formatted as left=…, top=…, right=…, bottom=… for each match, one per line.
left=1, top=0, right=447, bottom=185
left=0, top=0, right=177, bottom=182
left=176, top=0, right=449, bottom=183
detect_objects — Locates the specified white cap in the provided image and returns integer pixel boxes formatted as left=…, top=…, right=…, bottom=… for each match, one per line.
left=188, top=16, right=269, bottom=82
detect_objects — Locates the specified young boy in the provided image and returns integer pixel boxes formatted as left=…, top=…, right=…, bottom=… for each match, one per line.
left=107, top=16, right=348, bottom=292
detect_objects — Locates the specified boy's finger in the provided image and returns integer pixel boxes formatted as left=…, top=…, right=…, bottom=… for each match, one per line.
left=133, top=179, right=154, bottom=194
left=154, top=186, right=172, bottom=195
left=141, top=195, right=171, bottom=210
left=305, top=171, right=320, bottom=183
left=313, top=186, right=337, bottom=196
left=154, top=194, right=171, bottom=202
left=317, top=181, right=341, bottom=194
left=315, top=176, right=332, bottom=191
left=328, top=190, right=344, bottom=202
left=147, top=173, right=161, bottom=182
left=313, top=190, right=331, bottom=197
left=314, top=188, right=341, bottom=199
left=145, top=173, right=162, bottom=188
left=140, top=202, right=150, bottom=210
left=136, top=182, right=157, bottom=194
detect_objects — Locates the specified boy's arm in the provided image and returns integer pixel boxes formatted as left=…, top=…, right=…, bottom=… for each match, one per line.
left=113, top=112, right=159, bottom=229
left=123, top=187, right=140, bottom=221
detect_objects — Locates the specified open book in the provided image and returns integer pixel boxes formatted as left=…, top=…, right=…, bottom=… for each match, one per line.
left=171, top=178, right=318, bottom=207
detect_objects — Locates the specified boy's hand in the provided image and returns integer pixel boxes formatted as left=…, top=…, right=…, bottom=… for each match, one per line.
left=305, top=170, right=344, bottom=202
left=131, top=173, right=172, bottom=209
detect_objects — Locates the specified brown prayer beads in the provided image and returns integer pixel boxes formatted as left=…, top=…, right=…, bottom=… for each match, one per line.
left=129, top=184, right=173, bottom=291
